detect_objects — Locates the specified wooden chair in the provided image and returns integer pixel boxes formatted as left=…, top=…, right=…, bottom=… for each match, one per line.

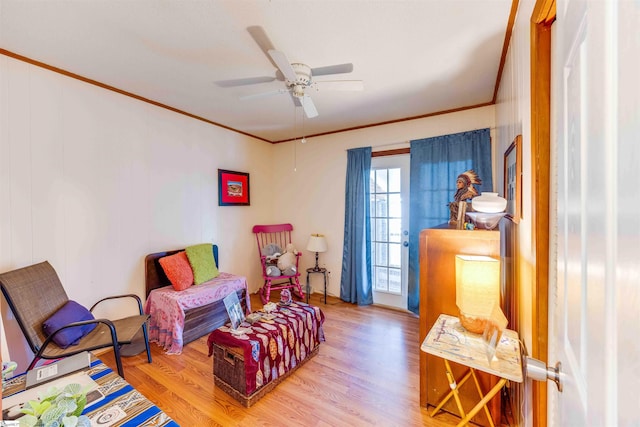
left=252, top=223, right=304, bottom=303
left=0, top=261, right=151, bottom=378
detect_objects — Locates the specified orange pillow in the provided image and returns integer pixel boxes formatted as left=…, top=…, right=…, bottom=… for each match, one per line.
left=159, top=251, right=194, bottom=291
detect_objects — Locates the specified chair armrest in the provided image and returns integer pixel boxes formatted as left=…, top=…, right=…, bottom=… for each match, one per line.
left=41, top=318, right=117, bottom=349
left=90, top=294, right=144, bottom=315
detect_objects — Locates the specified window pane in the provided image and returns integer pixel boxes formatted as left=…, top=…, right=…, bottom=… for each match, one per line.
left=389, top=243, right=401, bottom=267
left=389, top=193, right=402, bottom=218
left=370, top=171, right=376, bottom=193
left=389, top=219, right=401, bottom=243
left=375, top=267, right=388, bottom=291
left=375, top=169, right=387, bottom=192
left=388, top=168, right=401, bottom=192
left=371, top=243, right=376, bottom=267
left=371, top=266, right=377, bottom=289
left=375, top=242, right=388, bottom=266
left=375, top=194, right=388, bottom=217
left=388, top=268, right=401, bottom=293
left=375, top=219, right=388, bottom=243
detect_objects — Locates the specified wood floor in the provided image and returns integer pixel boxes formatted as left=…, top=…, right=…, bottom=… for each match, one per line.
left=99, top=293, right=465, bottom=427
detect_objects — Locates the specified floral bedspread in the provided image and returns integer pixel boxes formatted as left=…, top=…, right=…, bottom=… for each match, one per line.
left=207, top=302, right=325, bottom=396
left=144, top=272, right=250, bottom=354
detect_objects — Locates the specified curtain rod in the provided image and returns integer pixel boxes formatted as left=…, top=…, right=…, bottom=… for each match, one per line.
left=345, top=141, right=409, bottom=152
left=373, top=141, right=410, bottom=149
left=346, top=127, right=498, bottom=152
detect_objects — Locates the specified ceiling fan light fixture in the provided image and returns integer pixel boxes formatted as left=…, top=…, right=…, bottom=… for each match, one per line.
left=239, top=28, right=361, bottom=125
left=291, top=63, right=312, bottom=85
left=292, top=84, right=305, bottom=98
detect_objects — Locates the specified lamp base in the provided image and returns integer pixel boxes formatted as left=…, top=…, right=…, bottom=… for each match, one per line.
left=459, top=312, right=488, bottom=334
left=312, top=252, right=321, bottom=271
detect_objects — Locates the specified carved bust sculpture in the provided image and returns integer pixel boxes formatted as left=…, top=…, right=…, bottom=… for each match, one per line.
left=449, top=170, right=482, bottom=224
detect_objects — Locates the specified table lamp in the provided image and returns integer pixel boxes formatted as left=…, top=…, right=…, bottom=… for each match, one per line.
left=455, top=254, right=500, bottom=334
left=306, top=234, right=327, bottom=272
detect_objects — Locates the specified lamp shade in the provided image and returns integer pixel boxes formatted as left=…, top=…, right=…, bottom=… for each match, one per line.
left=306, top=234, right=328, bottom=253
left=455, top=255, right=500, bottom=334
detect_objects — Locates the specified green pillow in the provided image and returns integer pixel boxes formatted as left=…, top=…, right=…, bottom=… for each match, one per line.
left=185, top=243, right=219, bottom=285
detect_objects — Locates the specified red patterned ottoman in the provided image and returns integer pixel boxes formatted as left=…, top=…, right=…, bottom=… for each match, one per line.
left=207, top=302, right=325, bottom=407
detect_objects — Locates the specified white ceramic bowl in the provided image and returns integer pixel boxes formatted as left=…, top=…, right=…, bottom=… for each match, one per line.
left=471, top=192, right=507, bottom=213
left=465, top=212, right=507, bottom=230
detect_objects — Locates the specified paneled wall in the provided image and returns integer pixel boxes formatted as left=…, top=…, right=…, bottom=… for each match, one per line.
left=494, top=0, right=537, bottom=426
left=1, top=52, right=497, bottom=370
left=0, top=56, right=275, bottom=368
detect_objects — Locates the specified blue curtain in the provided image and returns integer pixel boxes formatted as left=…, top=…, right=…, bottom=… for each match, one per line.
left=407, top=129, right=493, bottom=314
left=340, top=147, right=373, bottom=305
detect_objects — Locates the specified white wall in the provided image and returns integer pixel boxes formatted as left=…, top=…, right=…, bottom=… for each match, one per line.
left=271, top=106, right=496, bottom=298
left=495, top=0, right=536, bottom=337
left=494, top=0, right=536, bottom=425
left=1, top=52, right=496, bottom=370
left=0, top=56, right=274, bottom=370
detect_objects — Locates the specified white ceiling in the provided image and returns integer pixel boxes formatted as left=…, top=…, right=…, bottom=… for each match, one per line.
left=0, top=0, right=513, bottom=143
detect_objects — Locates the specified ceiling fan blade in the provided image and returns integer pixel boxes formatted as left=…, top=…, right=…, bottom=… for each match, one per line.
left=247, top=26, right=278, bottom=68
left=240, top=88, right=289, bottom=101
left=268, top=49, right=298, bottom=82
left=300, top=94, right=318, bottom=118
left=311, top=63, right=354, bottom=76
left=215, top=76, right=277, bottom=88
left=315, top=80, right=364, bottom=91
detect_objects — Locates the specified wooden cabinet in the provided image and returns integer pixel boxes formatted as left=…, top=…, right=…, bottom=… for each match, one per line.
left=419, top=225, right=501, bottom=426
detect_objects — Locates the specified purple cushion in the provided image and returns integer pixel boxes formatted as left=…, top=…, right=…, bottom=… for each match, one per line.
left=42, top=300, right=97, bottom=349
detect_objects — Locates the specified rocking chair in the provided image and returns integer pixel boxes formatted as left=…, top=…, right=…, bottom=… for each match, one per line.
left=252, top=223, right=304, bottom=303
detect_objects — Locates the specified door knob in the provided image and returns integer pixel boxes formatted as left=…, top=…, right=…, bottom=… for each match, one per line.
left=525, top=357, right=563, bottom=392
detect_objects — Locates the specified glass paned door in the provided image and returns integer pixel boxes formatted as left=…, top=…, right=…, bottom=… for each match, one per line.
left=370, top=155, right=409, bottom=309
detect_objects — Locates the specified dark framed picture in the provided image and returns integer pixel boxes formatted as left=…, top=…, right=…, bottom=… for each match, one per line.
left=504, top=135, right=522, bottom=223
left=218, top=169, right=250, bottom=206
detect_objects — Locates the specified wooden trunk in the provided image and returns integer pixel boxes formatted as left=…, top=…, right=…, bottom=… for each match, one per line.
left=419, top=225, right=501, bottom=426
left=212, top=342, right=319, bottom=407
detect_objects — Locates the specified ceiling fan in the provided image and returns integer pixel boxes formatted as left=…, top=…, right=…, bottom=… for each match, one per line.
left=217, top=26, right=363, bottom=119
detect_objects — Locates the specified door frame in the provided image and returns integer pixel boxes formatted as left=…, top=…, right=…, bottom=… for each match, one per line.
left=370, top=153, right=410, bottom=310
left=530, top=1, right=555, bottom=426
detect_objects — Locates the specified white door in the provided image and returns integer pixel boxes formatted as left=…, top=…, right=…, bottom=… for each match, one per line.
left=370, top=154, right=409, bottom=310
left=551, top=1, right=638, bottom=425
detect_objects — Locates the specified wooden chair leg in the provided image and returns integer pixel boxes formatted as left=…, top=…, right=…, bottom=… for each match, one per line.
left=263, top=280, right=272, bottom=303
left=259, top=281, right=267, bottom=304
left=294, top=277, right=304, bottom=299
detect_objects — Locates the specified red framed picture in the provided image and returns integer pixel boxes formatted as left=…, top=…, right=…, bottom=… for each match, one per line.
left=218, top=169, right=250, bottom=206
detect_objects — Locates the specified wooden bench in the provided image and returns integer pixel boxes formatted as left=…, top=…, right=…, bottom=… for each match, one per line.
left=145, top=246, right=248, bottom=349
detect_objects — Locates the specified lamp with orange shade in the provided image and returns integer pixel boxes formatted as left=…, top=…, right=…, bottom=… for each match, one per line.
left=455, top=254, right=501, bottom=334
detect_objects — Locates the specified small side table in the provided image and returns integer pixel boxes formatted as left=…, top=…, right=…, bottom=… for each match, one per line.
left=306, top=267, right=328, bottom=304
left=421, top=314, right=522, bottom=427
